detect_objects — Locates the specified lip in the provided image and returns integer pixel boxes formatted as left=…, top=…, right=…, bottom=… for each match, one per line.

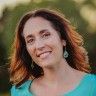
left=36, top=51, right=52, bottom=57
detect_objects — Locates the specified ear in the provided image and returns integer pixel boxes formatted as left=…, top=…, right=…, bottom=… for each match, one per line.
left=61, top=40, right=66, bottom=46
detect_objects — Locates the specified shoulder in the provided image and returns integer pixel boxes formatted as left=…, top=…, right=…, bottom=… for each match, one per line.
left=84, top=73, right=96, bottom=95
left=85, top=73, right=96, bottom=81
left=82, top=73, right=96, bottom=84
left=11, top=80, right=32, bottom=96
left=88, top=73, right=96, bottom=86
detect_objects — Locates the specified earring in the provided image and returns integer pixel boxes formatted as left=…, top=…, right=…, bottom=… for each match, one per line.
left=31, top=60, right=34, bottom=69
left=64, top=47, right=68, bottom=58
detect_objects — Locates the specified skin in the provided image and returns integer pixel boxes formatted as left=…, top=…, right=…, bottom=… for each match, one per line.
left=23, top=17, right=66, bottom=68
left=23, top=17, right=86, bottom=96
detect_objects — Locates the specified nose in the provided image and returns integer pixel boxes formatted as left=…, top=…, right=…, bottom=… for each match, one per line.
left=35, top=39, right=45, bottom=50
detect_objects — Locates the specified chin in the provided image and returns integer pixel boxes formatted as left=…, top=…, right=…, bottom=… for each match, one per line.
left=39, top=61, right=56, bottom=68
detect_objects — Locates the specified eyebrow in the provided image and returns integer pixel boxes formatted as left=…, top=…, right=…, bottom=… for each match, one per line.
left=26, top=29, right=49, bottom=39
left=26, top=34, right=34, bottom=39
left=39, top=29, right=49, bottom=34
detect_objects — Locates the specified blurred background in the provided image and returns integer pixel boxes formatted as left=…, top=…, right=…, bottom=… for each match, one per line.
left=0, top=0, right=96, bottom=96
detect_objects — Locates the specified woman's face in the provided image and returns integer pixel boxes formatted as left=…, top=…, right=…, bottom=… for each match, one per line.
left=23, top=17, right=66, bottom=68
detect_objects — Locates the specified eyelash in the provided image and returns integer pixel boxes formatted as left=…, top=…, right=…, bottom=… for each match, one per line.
left=42, top=33, right=50, bottom=38
left=27, top=33, right=50, bottom=44
left=27, top=39, right=34, bottom=44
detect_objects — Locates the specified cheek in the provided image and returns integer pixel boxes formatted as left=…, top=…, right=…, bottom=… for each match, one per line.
left=54, top=41, right=64, bottom=56
left=49, top=41, right=63, bottom=59
left=26, top=46, right=38, bottom=63
left=26, top=46, right=34, bottom=58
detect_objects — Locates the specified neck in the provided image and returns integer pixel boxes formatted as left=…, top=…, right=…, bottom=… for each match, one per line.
left=40, top=58, right=75, bottom=85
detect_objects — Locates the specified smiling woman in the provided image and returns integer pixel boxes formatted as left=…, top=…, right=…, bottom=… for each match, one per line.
left=10, top=8, right=96, bottom=96
left=23, top=16, right=66, bottom=68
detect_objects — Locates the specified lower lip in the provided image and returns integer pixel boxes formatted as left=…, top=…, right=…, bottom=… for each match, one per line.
left=39, top=52, right=51, bottom=59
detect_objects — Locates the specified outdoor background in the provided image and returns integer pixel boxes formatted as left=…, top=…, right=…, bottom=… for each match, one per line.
left=0, top=0, right=96, bottom=96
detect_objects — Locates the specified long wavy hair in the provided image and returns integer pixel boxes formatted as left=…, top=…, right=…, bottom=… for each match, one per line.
left=10, top=8, right=91, bottom=86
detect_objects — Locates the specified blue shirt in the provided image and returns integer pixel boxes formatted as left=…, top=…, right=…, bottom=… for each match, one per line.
left=11, top=74, right=96, bottom=96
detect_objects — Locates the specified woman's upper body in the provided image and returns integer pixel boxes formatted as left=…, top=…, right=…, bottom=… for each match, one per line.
left=10, top=9, right=93, bottom=96
left=11, top=73, right=96, bottom=96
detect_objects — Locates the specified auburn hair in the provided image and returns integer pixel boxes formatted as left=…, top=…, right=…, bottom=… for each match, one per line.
left=9, top=8, right=91, bottom=86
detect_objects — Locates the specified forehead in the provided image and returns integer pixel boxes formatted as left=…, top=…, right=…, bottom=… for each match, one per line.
left=23, top=17, right=54, bottom=37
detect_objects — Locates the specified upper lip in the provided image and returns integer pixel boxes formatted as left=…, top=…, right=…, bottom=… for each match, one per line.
left=36, top=51, right=52, bottom=57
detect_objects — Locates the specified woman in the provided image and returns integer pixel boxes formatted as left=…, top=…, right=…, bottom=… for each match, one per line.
left=10, top=9, right=96, bottom=96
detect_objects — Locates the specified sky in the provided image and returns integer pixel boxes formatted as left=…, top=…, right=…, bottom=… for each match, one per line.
left=0, top=0, right=31, bottom=17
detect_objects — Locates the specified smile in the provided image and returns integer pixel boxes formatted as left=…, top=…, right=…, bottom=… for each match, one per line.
left=37, top=51, right=52, bottom=59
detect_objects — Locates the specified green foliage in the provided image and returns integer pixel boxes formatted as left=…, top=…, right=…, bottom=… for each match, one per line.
left=0, top=0, right=96, bottom=94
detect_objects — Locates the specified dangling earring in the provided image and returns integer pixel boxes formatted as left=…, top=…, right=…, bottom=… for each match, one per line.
left=64, top=47, right=68, bottom=58
left=31, top=60, right=34, bottom=69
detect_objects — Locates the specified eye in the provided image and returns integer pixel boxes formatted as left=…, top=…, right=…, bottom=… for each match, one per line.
left=27, top=38, right=34, bottom=44
left=42, top=33, right=50, bottom=38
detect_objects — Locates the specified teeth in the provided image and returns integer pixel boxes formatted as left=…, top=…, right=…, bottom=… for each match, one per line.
left=39, top=52, right=50, bottom=58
